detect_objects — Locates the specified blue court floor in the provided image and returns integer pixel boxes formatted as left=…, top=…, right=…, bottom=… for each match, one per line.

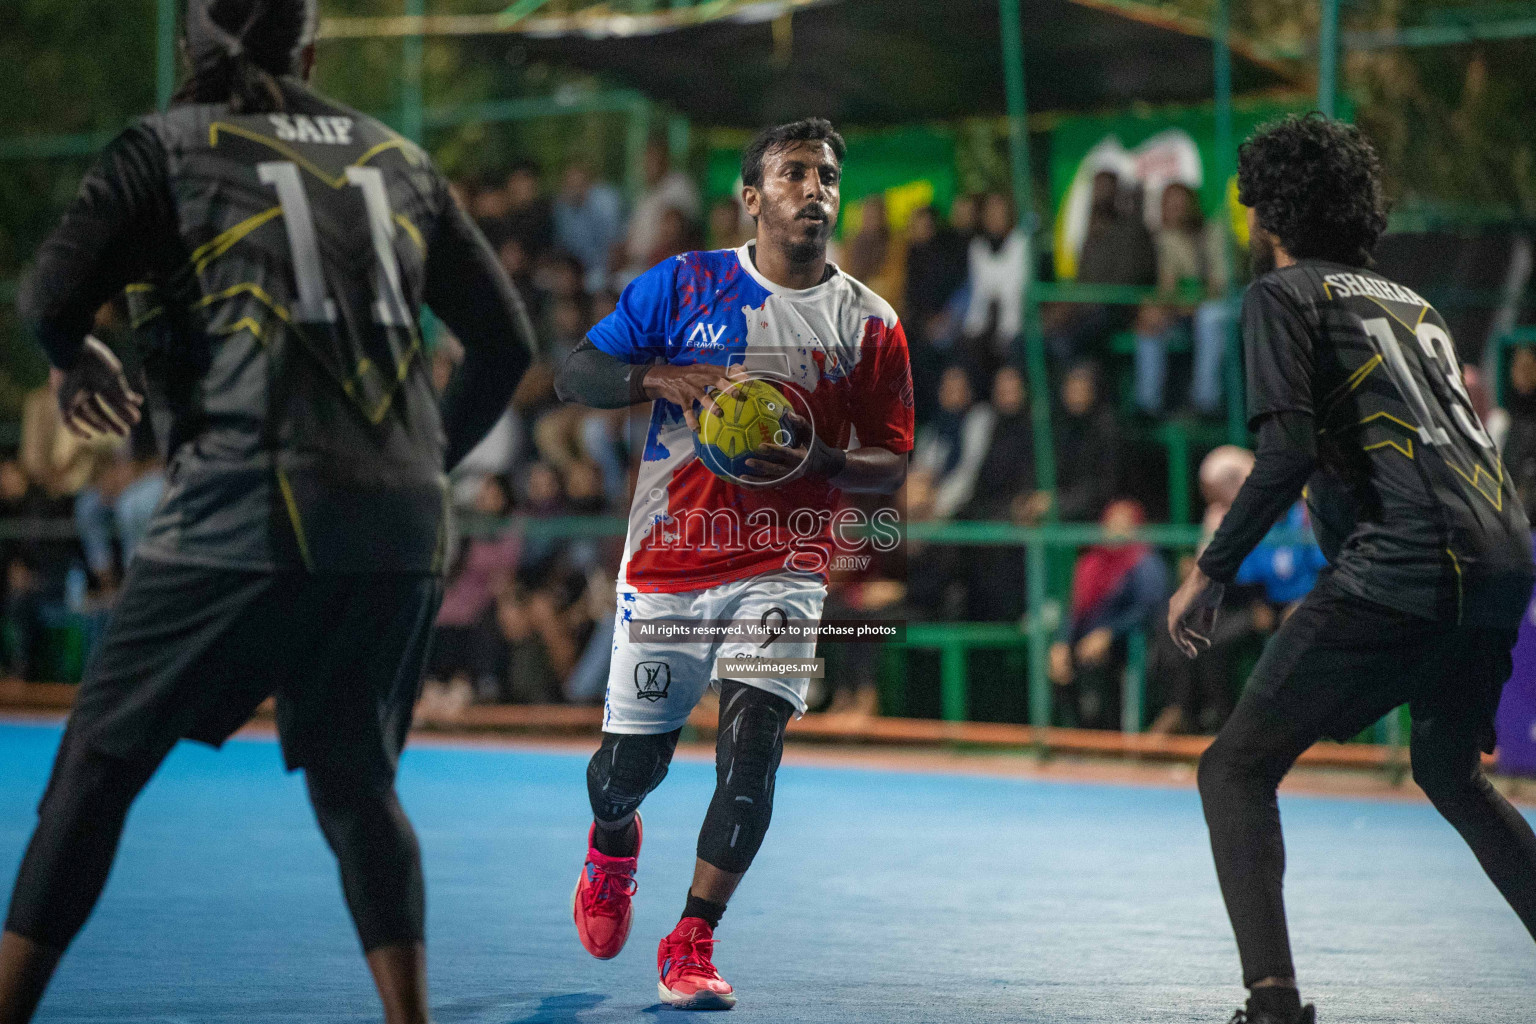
left=1, top=721, right=1532, bottom=1023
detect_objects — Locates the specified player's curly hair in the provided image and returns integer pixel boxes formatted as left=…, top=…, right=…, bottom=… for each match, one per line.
left=1237, top=113, right=1389, bottom=267
left=740, top=118, right=846, bottom=190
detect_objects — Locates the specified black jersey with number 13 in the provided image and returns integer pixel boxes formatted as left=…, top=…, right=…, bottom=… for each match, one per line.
left=1243, top=261, right=1534, bottom=627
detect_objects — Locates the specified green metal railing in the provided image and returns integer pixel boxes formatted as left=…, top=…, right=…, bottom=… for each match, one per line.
left=458, top=513, right=1218, bottom=730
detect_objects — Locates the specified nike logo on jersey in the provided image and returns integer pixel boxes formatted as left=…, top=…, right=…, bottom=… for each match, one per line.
left=267, top=114, right=356, bottom=146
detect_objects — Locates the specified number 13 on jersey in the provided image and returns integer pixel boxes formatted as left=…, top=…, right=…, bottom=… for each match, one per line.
left=1361, top=315, right=1494, bottom=450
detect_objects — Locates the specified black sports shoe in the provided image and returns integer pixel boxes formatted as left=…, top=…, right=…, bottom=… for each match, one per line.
left=1225, top=1004, right=1316, bottom=1024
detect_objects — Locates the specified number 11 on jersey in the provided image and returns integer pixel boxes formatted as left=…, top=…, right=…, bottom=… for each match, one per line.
left=257, top=160, right=411, bottom=329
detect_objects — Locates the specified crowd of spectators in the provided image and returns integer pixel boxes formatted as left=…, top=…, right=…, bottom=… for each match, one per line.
left=0, top=371, right=165, bottom=682
left=6, top=150, right=1534, bottom=738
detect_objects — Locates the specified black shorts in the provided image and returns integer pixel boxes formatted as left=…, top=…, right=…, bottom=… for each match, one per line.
left=67, top=558, right=443, bottom=782
left=1244, top=571, right=1516, bottom=750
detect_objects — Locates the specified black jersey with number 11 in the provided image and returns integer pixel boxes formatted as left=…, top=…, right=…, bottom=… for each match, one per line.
left=1242, top=261, right=1534, bottom=627
left=22, top=79, right=531, bottom=574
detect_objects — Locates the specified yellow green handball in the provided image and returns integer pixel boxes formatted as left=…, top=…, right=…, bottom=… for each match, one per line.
left=693, top=376, right=796, bottom=481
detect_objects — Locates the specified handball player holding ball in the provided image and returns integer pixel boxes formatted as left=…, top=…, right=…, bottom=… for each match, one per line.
left=553, top=117, right=913, bottom=1009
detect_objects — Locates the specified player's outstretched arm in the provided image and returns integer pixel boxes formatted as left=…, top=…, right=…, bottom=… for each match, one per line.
left=554, top=342, right=733, bottom=431
left=553, top=338, right=652, bottom=410
left=1172, top=410, right=1317, bottom=656
left=425, top=198, right=537, bottom=469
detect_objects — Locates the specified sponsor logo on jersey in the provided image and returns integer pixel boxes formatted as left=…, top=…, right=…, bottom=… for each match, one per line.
left=686, top=322, right=730, bottom=348
left=266, top=114, right=355, bottom=146
left=634, top=661, right=672, bottom=701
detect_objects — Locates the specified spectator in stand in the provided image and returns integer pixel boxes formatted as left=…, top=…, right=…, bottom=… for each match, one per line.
left=1233, top=501, right=1327, bottom=608
left=624, top=140, right=700, bottom=280
left=1197, top=444, right=1254, bottom=538
left=1132, top=182, right=1232, bottom=416
left=1049, top=498, right=1169, bottom=729
left=1498, top=346, right=1536, bottom=511
left=19, top=383, right=117, bottom=500
left=845, top=194, right=904, bottom=302
left=502, top=159, right=555, bottom=261
left=1146, top=444, right=1323, bottom=734
left=905, top=365, right=1034, bottom=624
left=469, top=172, right=512, bottom=243
left=553, top=162, right=625, bottom=293
left=643, top=207, right=700, bottom=271
left=1053, top=363, right=1122, bottom=522
left=960, top=365, right=1039, bottom=522
left=707, top=195, right=752, bottom=250
left=903, top=204, right=969, bottom=417
left=73, top=426, right=165, bottom=596
left=962, top=192, right=1029, bottom=377
left=496, top=234, right=542, bottom=326
left=533, top=296, right=599, bottom=469
left=819, top=576, right=905, bottom=718
left=533, top=251, right=586, bottom=311
left=1044, top=171, right=1156, bottom=363
left=435, top=332, right=523, bottom=511
left=0, top=457, right=72, bottom=681
left=949, top=193, right=980, bottom=243
left=910, top=365, right=994, bottom=521
left=419, top=475, right=522, bottom=721
left=1149, top=550, right=1270, bottom=735
left=904, top=204, right=969, bottom=343
left=489, top=579, right=579, bottom=704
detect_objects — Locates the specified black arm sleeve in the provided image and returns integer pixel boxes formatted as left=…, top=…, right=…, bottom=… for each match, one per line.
left=554, top=337, right=651, bottom=410
left=424, top=194, right=537, bottom=470
left=1197, top=410, right=1317, bottom=583
left=20, top=124, right=172, bottom=370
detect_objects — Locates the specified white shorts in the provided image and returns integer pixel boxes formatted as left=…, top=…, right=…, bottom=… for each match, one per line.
left=602, top=572, right=827, bottom=734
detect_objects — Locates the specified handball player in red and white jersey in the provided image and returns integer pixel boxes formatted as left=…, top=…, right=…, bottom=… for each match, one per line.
left=552, top=117, right=912, bottom=1009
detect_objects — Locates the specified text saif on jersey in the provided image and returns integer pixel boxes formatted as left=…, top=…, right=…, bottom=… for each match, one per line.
left=266, top=114, right=355, bottom=146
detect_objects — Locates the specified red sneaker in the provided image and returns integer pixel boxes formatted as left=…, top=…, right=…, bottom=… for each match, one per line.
left=572, top=814, right=642, bottom=959
left=657, top=917, right=736, bottom=1010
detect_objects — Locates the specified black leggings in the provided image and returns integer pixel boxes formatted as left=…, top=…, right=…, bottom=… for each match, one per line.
left=1197, top=580, right=1536, bottom=986
left=6, top=729, right=424, bottom=953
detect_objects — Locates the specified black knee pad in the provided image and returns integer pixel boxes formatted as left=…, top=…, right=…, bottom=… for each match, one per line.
left=305, top=768, right=424, bottom=952
left=697, top=681, right=794, bottom=873
left=586, top=729, right=681, bottom=825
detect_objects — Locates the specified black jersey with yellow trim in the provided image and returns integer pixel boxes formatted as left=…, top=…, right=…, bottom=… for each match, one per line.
left=22, top=78, right=531, bottom=574
left=1243, top=260, right=1533, bottom=626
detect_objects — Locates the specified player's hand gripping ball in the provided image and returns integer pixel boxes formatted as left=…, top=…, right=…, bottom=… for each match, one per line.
left=693, top=377, right=798, bottom=481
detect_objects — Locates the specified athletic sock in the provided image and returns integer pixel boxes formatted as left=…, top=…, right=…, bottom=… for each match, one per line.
left=592, top=818, right=637, bottom=858
left=1247, top=985, right=1302, bottom=1022
left=681, top=893, right=726, bottom=930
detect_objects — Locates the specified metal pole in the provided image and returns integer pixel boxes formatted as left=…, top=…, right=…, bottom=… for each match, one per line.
left=1002, top=0, right=1056, bottom=726
left=624, top=96, right=650, bottom=202
left=1213, top=0, right=1246, bottom=443
left=1026, top=539, right=1052, bottom=734
left=156, top=0, right=177, bottom=110
left=999, top=0, right=1054, bottom=501
left=401, top=0, right=426, bottom=142
left=1319, top=0, right=1340, bottom=116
